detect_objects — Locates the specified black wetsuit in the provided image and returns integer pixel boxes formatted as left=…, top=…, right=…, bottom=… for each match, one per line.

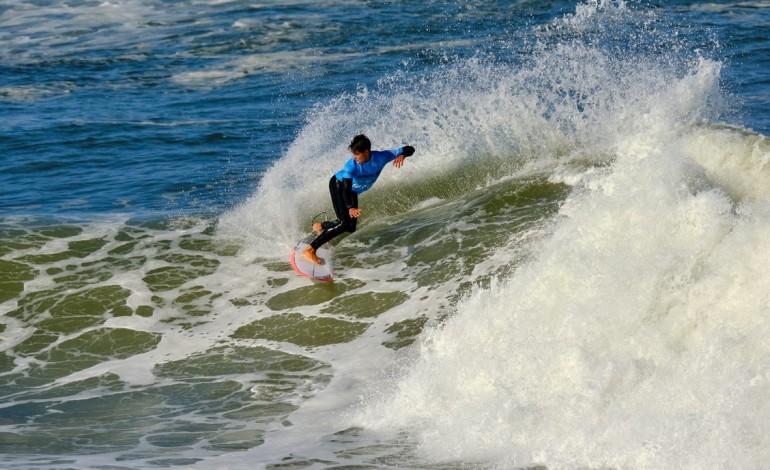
left=309, top=146, right=412, bottom=250
left=309, top=176, right=358, bottom=250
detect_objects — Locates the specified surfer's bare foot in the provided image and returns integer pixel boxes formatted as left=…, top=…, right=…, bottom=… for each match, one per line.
left=312, top=222, right=323, bottom=234
left=302, top=246, right=322, bottom=265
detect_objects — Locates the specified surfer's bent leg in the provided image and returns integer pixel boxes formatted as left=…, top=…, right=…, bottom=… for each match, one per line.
left=309, top=177, right=357, bottom=250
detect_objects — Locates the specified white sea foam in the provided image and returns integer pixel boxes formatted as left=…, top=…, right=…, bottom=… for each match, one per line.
left=4, top=0, right=767, bottom=468
left=218, top=39, right=706, bottom=258
left=212, top=0, right=770, bottom=466
left=215, top=6, right=770, bottom=466
left=353, top=40, right=770, bottom=470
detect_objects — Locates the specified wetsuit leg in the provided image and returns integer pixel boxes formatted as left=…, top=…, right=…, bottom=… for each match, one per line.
left=310, top=176, right=358, bottom=250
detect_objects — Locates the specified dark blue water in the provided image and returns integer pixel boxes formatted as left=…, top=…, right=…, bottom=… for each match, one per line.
left=2, top=0, right=767, bottom=218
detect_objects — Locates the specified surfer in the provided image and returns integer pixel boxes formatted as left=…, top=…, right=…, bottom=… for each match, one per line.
left=303, top=134, right=415, bottom=264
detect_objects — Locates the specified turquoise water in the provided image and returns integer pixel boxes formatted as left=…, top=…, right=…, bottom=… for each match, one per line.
left=2, top=1, right=770, bottom=469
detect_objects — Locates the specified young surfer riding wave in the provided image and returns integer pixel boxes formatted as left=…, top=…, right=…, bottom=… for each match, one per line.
left=303, top=134, right=416, bottom=264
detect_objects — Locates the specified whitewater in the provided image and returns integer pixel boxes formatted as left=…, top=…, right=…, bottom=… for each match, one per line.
left=1, top=1, right=770, bottom=469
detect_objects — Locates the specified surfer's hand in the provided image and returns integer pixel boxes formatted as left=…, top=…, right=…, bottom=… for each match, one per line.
left=392, top=155, right=405, bottom=168
left=349, top=207, right=361, bottom=218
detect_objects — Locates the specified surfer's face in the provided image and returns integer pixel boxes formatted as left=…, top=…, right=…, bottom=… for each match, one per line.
left=352, top=150, right=371, bottom=163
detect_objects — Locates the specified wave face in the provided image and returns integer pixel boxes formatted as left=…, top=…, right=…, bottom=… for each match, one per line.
left=2, top=1, right=770, bottom=469
left=353, top=3, right=770, bottom=469
left=219, top=1, right=728, bottom=252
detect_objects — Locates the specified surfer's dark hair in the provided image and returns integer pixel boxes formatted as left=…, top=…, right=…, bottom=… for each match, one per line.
left=349, top=134, right=371, bottom=154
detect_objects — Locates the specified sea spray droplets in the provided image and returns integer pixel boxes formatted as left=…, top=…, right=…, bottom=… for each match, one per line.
left=360, top=95, right=770, bottom=470
left=221, top=0, right=723, bottom=258
left=354, top=3, right=768, bottom=468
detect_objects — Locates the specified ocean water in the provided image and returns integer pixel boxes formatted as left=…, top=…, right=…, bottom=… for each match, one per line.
left=1, top=0, right=770, bottom=469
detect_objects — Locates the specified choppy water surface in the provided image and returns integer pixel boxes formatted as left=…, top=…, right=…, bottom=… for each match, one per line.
left=1, top=1, right=770, bottom=469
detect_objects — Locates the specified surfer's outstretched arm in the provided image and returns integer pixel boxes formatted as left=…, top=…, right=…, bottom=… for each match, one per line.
left=392, top=146, right=415, bottom=168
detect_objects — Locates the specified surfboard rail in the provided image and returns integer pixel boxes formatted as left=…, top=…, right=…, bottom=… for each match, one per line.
left=289, top=239, right=334, bottom=282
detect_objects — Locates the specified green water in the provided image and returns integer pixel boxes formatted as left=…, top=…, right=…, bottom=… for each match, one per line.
left=0, top=175, right=566, bottom=467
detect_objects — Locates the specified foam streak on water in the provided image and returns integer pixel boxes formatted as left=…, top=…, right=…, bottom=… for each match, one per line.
left=2, top=1, right=770, bottom=469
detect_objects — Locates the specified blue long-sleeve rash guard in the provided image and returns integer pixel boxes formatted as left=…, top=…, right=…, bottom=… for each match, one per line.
left=335, top=148, right=404, bottom=194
